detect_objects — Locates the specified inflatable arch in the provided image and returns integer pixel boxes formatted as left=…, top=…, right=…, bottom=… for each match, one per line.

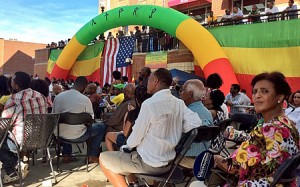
left=50, top=5, right=238, bottom=92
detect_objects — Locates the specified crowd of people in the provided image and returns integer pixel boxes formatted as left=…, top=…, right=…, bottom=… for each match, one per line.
left=207, top=0, right=298, bottom=26
left=0, top=67, right=299, bottom=186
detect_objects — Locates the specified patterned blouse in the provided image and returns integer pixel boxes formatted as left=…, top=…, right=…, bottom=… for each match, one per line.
left=231, top=116, right=299, bottom=187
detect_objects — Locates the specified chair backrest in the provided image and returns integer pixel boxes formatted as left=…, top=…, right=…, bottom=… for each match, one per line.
left=59, top=112, right=93, bottom=126
left=193, top=126, right=220, bottom=143
left=231, top=113, right=258, bottom=132
left=0, top=118, right=11, bottom=147
left=22, top=114, right=60, bottom=151
left=270, top=152, right=300, bottom=187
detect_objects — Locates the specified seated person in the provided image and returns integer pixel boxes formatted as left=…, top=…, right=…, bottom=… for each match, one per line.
left=0, top=76, right=11, bottom=114
left=179, top=79, right=213, bottom=169
left=108, top=84, right=125, bottom=108
left=51, top=84, right=63, bottom=102
left=285, top=90, right=300, bottom=136
left=203, top=89, right=226, bottom=125
left=214, top=72, right=299, bottom=186
left=105, top=85, right=150, bottom=151
left=100, top=68, right=202, bottom=187
left=0, top=72, right=48, bottom=183
left=102, top=84, right=136, bottom=133
left=52, top=76, right=106, bottom=163
left=248, top=5, right=261, bottom=23
left=85, top=83, right=103, bottom=119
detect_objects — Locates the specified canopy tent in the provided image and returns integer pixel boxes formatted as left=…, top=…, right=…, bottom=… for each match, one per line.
left=169, top=68, right=205, bottom=85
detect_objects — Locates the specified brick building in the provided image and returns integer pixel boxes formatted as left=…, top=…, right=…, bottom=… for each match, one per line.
left=0, top=38, right=46, bottom=76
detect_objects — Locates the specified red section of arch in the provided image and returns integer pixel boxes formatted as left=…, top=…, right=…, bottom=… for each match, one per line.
left=49, top=64, right=69, bottom=80
left=203, top=58, right=238, bottom=94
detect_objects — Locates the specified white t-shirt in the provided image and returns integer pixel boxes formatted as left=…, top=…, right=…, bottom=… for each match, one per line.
left=265, top=6, right=279, bottom=13
left=52, top=89, right=94, bottom=139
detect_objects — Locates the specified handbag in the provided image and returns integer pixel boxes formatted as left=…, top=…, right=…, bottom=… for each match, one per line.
left=205, top=167, right=238, bottom=187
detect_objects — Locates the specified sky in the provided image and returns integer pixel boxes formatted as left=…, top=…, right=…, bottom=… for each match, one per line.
left=0, top=0, right=99, bottom=44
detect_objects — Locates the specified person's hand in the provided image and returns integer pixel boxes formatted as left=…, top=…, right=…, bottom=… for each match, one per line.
left=120, top=145, right=132, bottom=153
left=128, top=103, right=135, bottom=111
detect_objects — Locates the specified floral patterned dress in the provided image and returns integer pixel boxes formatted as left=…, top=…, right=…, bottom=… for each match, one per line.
left=231, top=116, right=300, bottom=187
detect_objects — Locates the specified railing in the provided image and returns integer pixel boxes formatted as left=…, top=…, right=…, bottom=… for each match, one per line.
left=202, top=9, right=300, bottom=28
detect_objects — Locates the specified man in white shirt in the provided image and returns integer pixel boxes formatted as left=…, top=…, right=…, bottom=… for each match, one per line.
left=53, top=76, right=106, bottom=163
left=100, top=68, right=202, bottom=187
left=265, top=1, right=279, bottom=21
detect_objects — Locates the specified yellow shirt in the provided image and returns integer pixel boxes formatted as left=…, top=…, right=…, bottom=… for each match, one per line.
left=111, top=93, right=124, bottom=106
left=0, top=95, right=11, bottom=105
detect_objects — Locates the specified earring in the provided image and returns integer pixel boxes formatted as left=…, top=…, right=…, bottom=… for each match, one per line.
left=278, top=100, right=281, bottom=104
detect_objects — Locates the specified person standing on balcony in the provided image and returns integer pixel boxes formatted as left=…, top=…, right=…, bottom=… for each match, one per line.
left=141, top=26, right=148, bottom=52
left=265, top=1, right=279, bottom=21
left=248, top=5, right=261, bottom=23
left=221, top=9, right=232, bottom=24
left=283, top=0, right=298, bottom=19
left=231, top=7, right=244, bottom=24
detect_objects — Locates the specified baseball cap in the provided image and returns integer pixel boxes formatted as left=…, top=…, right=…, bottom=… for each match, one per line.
left=113, top=84, right=125, bottom=90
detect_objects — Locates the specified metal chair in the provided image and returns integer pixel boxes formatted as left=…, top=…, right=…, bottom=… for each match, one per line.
left=10, top=114, right=60, bottom=186
left=0, top=118, right=12, bottom=187
left=55, top=112, right=93, bottom=172
left=136, top=128, right=198, bottom=187
left=180, top=126, right=221, bottom=187
left=270, top=152, right=300, bottom=187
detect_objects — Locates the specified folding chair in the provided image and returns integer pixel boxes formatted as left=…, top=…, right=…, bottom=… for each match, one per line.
left=55, top=112, right=93, bottom=172
left=9, top=114, right=60, bottom=186
left=0, top=118, right=12, bottom=187
left=136, top=128, right=198, bottom=187
left=270, top=152, right=300, bottom=187
left=181, top=126, right=221, bottom=187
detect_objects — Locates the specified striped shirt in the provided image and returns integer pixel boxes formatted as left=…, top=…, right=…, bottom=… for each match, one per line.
left=2, top=88, right=47, bottom=145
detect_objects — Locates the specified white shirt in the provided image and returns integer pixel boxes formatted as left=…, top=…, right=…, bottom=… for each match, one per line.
left=265, top=6, right=279, bottom=13
left=52, top=89, right=94, bottom=139
left=285, top=107, right=300, bottom=134
left=126, top=89, right=202, bottom=167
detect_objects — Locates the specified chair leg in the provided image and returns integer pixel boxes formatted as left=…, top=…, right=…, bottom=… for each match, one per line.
left=0, top=162, right=3, bottom=187
left=16, top=147, right=22, bottom=186
left=76, top=144, right=82, bottom=154
left=47, top=147, right=57, bottom=184
left=56, top=142, right=61, bottom=172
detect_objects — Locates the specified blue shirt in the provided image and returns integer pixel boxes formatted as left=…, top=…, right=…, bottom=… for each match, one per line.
left=185, top=101, right=213, bottom=156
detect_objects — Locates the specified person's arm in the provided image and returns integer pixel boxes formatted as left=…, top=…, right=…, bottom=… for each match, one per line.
left=0, top=104, right=4, bottom=115
left=182, top=104, right=202, bottom=133
left=210, top=109, right=217, bottom=119
left=126, top=103, right=152, bottom=148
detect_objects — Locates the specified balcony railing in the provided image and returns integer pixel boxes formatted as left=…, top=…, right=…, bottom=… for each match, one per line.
left=202, top=9, right=299, bottom=28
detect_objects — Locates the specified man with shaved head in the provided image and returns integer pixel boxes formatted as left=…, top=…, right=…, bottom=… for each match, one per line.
left=179, top=79, right=213, bottom=168
left=85, top=83, right=102, bottom=118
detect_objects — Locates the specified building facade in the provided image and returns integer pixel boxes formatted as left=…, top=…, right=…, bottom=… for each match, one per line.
left=0, top=38, right=46, bottom=76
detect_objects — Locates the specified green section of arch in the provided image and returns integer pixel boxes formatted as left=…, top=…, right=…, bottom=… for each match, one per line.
left=75, top=5, right=189, bottom=46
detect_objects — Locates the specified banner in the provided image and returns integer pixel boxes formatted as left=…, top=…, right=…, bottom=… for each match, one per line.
left=47, top=42, right=104, bottom=83
left=208, top=19, right=300, bottom=95
left=145, top=51, right=168, bottom=69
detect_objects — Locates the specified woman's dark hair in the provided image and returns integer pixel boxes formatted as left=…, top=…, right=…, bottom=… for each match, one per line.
left=251, top=72, right=291, bottom=99
left=206, top=73, right=223, bottom=89
left=122, top=76, right=128, bottom=82
left=0, top=75, right=10, bottom=97
left=153, top=68, right=172, bottom=87
left=290, top=90, right=300, bottom=105
left=127, top=85, right=151, bottom=123
left=31, top=79, right=50, bottom=97
left=210, top=89, right=225, bottom=111
left=14, top=71, right=31, bottom=90
left=112, top=70, right=122, bottom=80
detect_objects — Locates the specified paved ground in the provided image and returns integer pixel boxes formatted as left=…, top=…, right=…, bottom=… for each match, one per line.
left=5, top=143, right=194, bottom=187
left=6, top=145, right=114, bottom=187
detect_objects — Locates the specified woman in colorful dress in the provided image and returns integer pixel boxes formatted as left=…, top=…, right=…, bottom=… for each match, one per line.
left=215, top=72, right=299, bottom=186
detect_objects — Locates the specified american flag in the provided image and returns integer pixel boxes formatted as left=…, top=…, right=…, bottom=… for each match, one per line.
left=101, top=36, right=135, bottom=86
